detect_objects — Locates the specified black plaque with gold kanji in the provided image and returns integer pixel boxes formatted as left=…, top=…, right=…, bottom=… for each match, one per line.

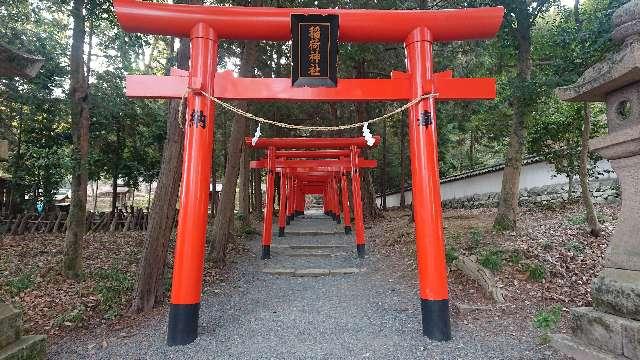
left=291, top=14, right=339, bottom=88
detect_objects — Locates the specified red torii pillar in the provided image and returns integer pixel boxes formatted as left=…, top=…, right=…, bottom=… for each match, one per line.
left=340, top=170, right=352, bottom=235
left=114, top=0, right=503, bottom=345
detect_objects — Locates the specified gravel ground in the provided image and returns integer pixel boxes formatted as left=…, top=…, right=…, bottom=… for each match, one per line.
left=50, top=213, right=560, bottom=359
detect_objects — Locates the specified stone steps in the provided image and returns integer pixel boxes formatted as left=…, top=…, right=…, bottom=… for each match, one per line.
left=262, top=267, right=361, bottom=277
left=0, top=335, right=46, bottom=360
left=0, top=305, right=20, bottom=349
left=271, top=244, right=350, bottom=250
left=551, top=335, right=626, bottom=360
left=0, top=304, right=46, bottom=360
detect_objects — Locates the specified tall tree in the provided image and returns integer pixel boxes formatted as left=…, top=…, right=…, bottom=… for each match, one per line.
left=208, top=0, right=262, bottom=265
left=64, top=0, right=90, bottom=278
left=580, top=104, right=601, bottom=236
left=131, top=9, right=192, bottom=312
left=493, top=0, right=551, bottom=231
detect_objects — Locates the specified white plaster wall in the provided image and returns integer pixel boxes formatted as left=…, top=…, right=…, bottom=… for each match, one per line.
left=377, top=160, right=616, bottom=208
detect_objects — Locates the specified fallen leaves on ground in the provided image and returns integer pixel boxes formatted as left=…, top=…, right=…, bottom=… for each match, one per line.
left=367, top=202, right=618, bottom=337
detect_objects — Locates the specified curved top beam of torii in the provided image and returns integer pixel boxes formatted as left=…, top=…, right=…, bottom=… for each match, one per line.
left=113, top=0, right=503, bottom=43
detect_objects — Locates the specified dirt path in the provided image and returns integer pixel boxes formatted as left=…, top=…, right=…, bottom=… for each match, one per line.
left=50, top=213, right=560, bottom=359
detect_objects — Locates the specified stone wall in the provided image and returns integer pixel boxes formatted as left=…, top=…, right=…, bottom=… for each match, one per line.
left=441, top=178, right=620, bottom=209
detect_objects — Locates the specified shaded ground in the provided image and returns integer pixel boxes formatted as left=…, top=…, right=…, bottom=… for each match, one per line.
left=49, top=212, right=564, bottom=359
left=372, top=203, right=618, bottom=339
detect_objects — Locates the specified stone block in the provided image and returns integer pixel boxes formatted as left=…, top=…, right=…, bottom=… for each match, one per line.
left=0, top=304, right=21, bottom=349
left=592, top=268, right=640, bottom=320
left=570, top=307, right=624, bottom=355
left=0, top=335, right=46, bottom=360
left=551, top=334, right=627, bottom=360
left=623, top=319, right=640, bottom=359
left=262, top=268, right=295, bottom=275
left=293, top=269, right=331, bottom=277
left=330, top=268, right=360, bottom=275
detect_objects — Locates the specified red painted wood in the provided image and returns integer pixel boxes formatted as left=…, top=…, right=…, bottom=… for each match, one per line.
left=114, top=0, right=503, bottom=42
left=125, top=73, right=496, bottom=102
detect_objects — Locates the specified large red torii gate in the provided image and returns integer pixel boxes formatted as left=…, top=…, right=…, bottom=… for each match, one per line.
left=113, top=0, right=503, bottom=346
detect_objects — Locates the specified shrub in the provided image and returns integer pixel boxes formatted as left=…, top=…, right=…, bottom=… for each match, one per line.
left=479, top=249, right=503, bottom=272
left=445, top=246, right=459, bottom=265
left=93, top=267, right=134, bottom=319
left=55, top=305, right=86, bottom=327
left=527, top=262, right=546, bottom=282
left=566, top=240, right=585, bottom=255
left=567, top=214, right=586, bottom=225
left=533, top=305, right=562, bottom=344
left=508, top=250, right=524, bottom=265
left=469, top=228, right=483, bottom=249
left=6, top=271, right=35, bottom=296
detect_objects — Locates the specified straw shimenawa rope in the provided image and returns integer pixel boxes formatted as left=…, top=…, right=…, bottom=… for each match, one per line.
left=177, top=88, right=438, bottom=131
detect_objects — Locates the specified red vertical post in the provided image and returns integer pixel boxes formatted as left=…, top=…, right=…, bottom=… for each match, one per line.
left=261, top=146, right=276, bottom=259
left=286, top=175, right=293, bottom=225
left=405, top=27, right=451, bottom=341
left=341, top=171, right=352, bottom=234
left=277, top=170, right=287, bottom=237
left=295, top=180, right=304, bottom=216
left=350, top=146, right=366, bottom=258
left=333, top=176, right=341, bottom=224
left=167, top=24, right=218, bottom=347
left=322, top=185, right=328, bottom=216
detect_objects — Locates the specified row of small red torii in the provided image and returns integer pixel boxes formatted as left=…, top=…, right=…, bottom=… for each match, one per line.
left=246, top=137, right=380, bottom=260
left=113, top=0, right=504, bottom=347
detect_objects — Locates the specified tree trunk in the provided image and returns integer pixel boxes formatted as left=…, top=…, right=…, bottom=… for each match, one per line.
left=493, top=21, right=532, bottom=231
left=380, top=119, right=387, bottom=210
left=208, top=32, right=260, bottom=265
left=63, top=0, right=90, bottom=279
left=354, top=60, right=382, bottom=219
left=93, top=181, right=98, bottom=213
left=130, top=18, right=190, bottom=313
left=111, top=168, right=118, bottom=213
left=210, top=152, right=217, bottom=219
left=580, top=103, right=601, bottom=237
left=252, top=155, right=263, bottom=221
left=238, top=145, right=251, bottom=227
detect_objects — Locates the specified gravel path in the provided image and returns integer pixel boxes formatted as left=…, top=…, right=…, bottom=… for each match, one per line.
left=50, top=214, right=559, bottom=359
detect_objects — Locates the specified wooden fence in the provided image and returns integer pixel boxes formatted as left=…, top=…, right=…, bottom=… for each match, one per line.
left=1, top=207, right=150, bottom=235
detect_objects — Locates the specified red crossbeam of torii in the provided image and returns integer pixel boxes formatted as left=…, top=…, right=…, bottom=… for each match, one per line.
left=248, top=138, right=379, bottom=257
left=112, top=0, right=503, bottom=346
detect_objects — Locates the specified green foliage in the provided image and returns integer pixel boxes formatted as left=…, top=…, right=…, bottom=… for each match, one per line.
left=566, top=240, right=585, bottom=255
left=508, top=250, right=524, bottom=265
left=479, top=249, right=504, bottom=272
left=533, top=305, right=562, bottom=343
left=445, top=245, right=459, bottom=265
left=568, top=213, right=587, bottom=225
left=5, top=271, right=35, bottom=296
left=469, top=228, right=484, bottom=249
left=55, top=305, right=86, bottom=327
left=526, top=262, right=546, bottom=282
left=92, top=267, right=134, bottom=319
left=0, top=0, right=630, bottom=220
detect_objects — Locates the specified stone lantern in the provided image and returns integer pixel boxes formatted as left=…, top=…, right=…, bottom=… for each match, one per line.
left=553, top=1, right=640, bottom=359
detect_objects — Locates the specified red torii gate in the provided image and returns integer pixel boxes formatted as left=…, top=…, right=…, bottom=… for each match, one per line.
left=113, top=0, right=503, bottom=346
left=270, top=149, right=355, bottom=230
left=248, top=138, right=378, bottom=259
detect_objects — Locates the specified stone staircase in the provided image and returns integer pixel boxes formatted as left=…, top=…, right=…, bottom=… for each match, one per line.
left=0, top=303, right=46, bottom=360
left=260, top=214, right=365, bottom=277
left=551, top=307, right=640, bottom=360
